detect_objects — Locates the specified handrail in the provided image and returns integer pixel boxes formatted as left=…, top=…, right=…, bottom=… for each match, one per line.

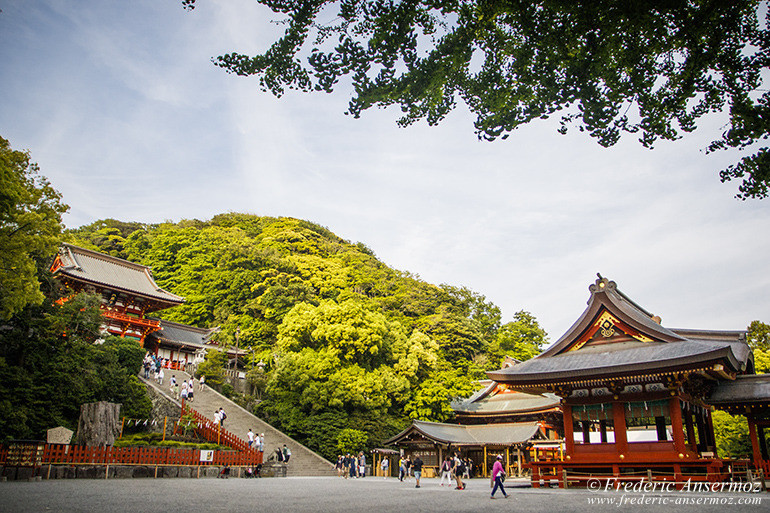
left=179, top=404, right=258, bottom=456
left=0, top=443, right=262, bottom=467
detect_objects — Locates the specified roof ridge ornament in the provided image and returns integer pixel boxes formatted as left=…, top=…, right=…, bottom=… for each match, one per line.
left=589, top=273, right=616, bottom=295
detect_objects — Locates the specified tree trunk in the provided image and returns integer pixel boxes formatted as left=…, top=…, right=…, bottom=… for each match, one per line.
left=74, top=401, right=121, bottom=446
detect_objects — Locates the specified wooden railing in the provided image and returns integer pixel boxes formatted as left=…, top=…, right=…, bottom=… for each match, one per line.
left=41, top=444, right=261, bottom=467
left=0, top=403, right=263, bottom=469
left=101, top=309, right=160, bottom=330
left=178, top=403, right=254, bottom=454
left=0, top=443, right=262, bottom=468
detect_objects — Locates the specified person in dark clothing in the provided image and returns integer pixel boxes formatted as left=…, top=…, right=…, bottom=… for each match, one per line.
left=412, top=456, right=423, bottom=488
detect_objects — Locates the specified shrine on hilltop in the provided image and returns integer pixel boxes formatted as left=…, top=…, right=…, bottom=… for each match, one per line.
left=51, top=244, right=184, bottom=344
left=487, top=275, right=758, bottom=487
left=51, top=244, right=230, bottom=369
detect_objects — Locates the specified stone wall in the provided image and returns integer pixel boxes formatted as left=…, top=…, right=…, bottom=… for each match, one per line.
left=145, top=383, right=181, bottom=433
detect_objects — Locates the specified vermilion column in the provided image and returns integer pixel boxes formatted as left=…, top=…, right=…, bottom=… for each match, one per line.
left=748, top=418, right=762, bottom=467
left=563, top=404, right=575, bottom=457
left=669, top=397, right=686, bottom=454
left=684, top=407, right=697, bottom=452
left=612, top=402, right=628, bottom=456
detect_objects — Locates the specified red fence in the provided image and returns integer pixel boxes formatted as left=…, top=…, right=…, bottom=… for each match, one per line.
left=41, top=444, right=261, bottom=467
left=0, top=403, right=262, bottom=468
left=177, top=403, right=254, bottom=454
left=0, top=443, right=261, bottom=468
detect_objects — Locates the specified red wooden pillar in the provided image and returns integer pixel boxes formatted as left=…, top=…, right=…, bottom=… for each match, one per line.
left=748, top=418, right=763, bottom=468
left=669, top=398, right=686, bottom=454
left=705, top=408, right=717, bottom=451
left=612, top=401, right=628, bottom=457
left=563, top=404, right=575, bottom=457
left=684, top=408, right=697, bottom=453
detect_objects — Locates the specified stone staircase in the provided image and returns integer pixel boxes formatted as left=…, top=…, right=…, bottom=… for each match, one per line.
left=142, top=370, right=336, bottom=477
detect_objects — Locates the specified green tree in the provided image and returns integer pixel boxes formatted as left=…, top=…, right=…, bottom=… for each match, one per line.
left=197, top=349, right=227, bottom=386
left=0, top=291, right=151, bottom=441
left=0, top=136, right=68, bottom=319
left=712, top=410, right=752, bottom=459
left=486, top=310, right=547, bottom=368
left=184, top=0, right=770, bottom=199
left=404, top=367, right=477, bottom=422
left=747, top=320, right=770, bottom=351
left=336, top=428, right=367, bottom=454
left=754, top=348, right=770, bottom=373
left=68, top=219, right=151, bottom=258
left=66, top=213, right=545, bottom=455
left=746, top=320, right=770, bottom=372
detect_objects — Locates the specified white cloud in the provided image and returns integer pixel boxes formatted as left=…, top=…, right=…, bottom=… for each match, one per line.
left=0, top=0, right=768, bottom=340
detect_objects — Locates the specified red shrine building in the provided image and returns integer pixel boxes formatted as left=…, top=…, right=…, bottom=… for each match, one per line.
left=487, top=275, right=759, bottom=486
left=51, top=244, right=224, bottom=369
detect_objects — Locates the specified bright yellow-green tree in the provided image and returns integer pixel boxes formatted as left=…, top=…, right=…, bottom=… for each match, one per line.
left=0, top=136, right=68, bottom=319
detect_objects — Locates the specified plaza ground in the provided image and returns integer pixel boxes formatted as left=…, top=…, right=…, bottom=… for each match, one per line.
left=0, top=476, right=765, bottom=513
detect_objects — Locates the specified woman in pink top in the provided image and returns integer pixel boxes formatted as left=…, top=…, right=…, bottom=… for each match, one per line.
left=490, top=455, right=509, bottom=499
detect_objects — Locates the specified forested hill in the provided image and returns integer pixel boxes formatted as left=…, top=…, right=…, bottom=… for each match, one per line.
left=67, top=214, right=547, bottom=457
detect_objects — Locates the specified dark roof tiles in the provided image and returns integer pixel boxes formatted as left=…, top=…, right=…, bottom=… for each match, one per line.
left=385, top=420, right=541, bottom=446
left=54, top=244, right=183, bottom=304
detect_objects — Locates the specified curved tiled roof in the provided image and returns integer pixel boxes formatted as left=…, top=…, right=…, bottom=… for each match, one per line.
left=709, top=374, right=770, bottom=405
left=53, top=244, right=184, bottom=305
left=487, top=339, right=747, bottom=385
left=487, top=276, right=750, bottom=386
left=148, top=320, right=218, bottom=349
left=385, top=420, right=541, bottom=446
left=452, top=382, right=560, bottom=414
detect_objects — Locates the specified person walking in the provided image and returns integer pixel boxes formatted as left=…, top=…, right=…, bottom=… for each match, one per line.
left=282, top=444, right=291, bottom=463
left=336, top=456, right=345, bottom=478
left=247, top=429, right=255, bottom=448
left=452, top=452, right=465, bottom=490
left=187, top=379, right=194, bottom=402
left=199, top=374, right=205, bottom=391
left=490, top=455, right=509, bottom=499
left=157, top=367, right=164, bottom=385
left=343, top=454, right=351, bottom=479
left=358, top=452, right=366, bottom=478
left=439, top=456, right=452, bottom=487
left=398, top=456, right=406, bottom=482
left=380, top=457, right=389, bottom=479
left=412, top=455, right=423, bottom=488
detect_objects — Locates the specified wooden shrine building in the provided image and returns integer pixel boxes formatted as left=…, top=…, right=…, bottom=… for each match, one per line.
left=144, top=320, right=220, bottom=371
left=452, top=378, right=561, bottom=429
left=487, top=275, right=755, bottom=487
left=385, top=419, right=549, bottom=478
left=385, top=371, right=564, bottom=478
left=51, top=244, right=184, bottom=345
left=709, top=374, right=770, bottom=476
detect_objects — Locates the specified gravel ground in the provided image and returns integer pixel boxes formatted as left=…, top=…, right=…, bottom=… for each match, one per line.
left=0, top=476, right=766, bottom=513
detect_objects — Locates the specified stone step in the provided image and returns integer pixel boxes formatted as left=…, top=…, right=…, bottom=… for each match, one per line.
left=141, top=371, right=336, bottom=477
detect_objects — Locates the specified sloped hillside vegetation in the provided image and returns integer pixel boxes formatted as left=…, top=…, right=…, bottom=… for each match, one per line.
left=69, top=214, right=548, bottom=458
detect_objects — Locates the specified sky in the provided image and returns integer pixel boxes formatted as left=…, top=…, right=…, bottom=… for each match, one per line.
left=1, top=1, right=769, bottom=342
